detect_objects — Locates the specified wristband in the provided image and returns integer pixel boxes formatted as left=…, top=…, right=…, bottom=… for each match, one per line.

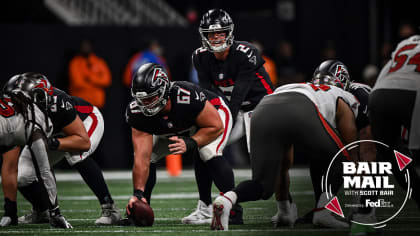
left=133, top=189, right=144, bottom=200
left=47, top=137, right=60, bottom=151
left=180, top=136, right=198, bottom=153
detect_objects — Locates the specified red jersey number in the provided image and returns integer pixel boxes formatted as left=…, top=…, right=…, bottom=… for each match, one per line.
left=0, top=99, right=15, bottom=118
left=310, top=84, right=331, bottom=91
left=388, top=44, right=420, bottom=73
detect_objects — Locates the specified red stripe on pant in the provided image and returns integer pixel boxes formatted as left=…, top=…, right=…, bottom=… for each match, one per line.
left=210, top=97, right=230, bottom=153
left=79, top=112, right=98, bottom=159
left=216, top=105, right=230, bottom=153
left=315, top=107, right=350, bottom=160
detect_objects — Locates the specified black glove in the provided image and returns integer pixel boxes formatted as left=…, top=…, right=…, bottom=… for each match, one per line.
left=47, top=137, right=60, bottom=151
left=180, top=136, right=198, bottom=154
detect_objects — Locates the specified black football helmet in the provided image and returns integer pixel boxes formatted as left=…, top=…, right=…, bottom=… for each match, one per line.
left=131, top=63, right=170, bottom=116
left=199, top=9, right=234, bottom=52
left=312, top=60, right=351, bottom=90
left=3, top=72, right=54, bottom=109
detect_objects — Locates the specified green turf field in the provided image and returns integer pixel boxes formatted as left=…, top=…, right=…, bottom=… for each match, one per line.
left=0, top=168, right=419, bottom=235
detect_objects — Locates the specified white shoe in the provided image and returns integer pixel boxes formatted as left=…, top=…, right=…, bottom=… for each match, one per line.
left=0, top=216, right=17, bottom=226
left=181, top=200, right=212, bottom=225
left=18, top=209, right=49, bottom=224
left=210, top=196, right=232, bottom=231
left=95, top=203, right=122, bottom=225
left=271, top=202, right=298, bottom=227
left=313, top=193, right=349, bottom=228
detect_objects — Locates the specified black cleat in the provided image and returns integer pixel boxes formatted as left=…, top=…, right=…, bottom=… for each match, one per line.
left=229, top=203, right=244, bottom=225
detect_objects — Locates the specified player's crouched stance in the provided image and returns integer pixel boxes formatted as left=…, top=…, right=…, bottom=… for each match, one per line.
left=5, top=73, right=120, bottom=226
left=0, top=90, right=71, bottom=228
left=123, top=63, right=236, bottom=226
left=211, top=81, right=360, bottom=231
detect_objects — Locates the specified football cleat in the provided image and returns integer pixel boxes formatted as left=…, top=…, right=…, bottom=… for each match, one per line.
left=0, top=216, right=17, bottom=227
left=313, top=193, right=349, bottom=228
left=49, top=214, right=73, bottom=229
left=182, top=200, right=212, bottom=224
left=210, top=195, right=232, bottom=231
left=271, top=202, right=298, bottom=227
left=95, top=203, right=122, bottom=225
left=313, top=208, right=349, bottom=228
left=18, top=209, right=49, bottom=224
left=229, top=203, right=244, bottom=225
left=294, top=208, right=314, bottom=224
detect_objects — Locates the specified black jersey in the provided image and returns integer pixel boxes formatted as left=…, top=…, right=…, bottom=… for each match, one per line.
left=126, top=81, right=221, bottom=136
left=348, top=82, right=371, bottom=130
left=71, top=96, right=94, bottom=121
left=48, top=88, right=94, bottom=133
left=192, top=40, right=274, bottom=119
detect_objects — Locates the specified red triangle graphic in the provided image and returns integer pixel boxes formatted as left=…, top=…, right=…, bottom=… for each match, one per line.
left=394, top=150, right=412, bottom=171
left=325, top=196, right=344, bottom=218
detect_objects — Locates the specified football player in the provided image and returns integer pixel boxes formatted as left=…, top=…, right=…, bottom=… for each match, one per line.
left=189, top=8, right=274, bottom=224
left=125, top=63, right=235, bottom=225
left=0, top=89, right=71, bottom=228
left=4, top=73, right=121, bottom=225
left=369, top=34, right=420, bottom=208
left=277, top=61, right=377, bottom=227
left=210, top=79, right=360, bottom=231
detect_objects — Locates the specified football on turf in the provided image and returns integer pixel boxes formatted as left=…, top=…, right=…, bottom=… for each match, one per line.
left=129, top=200, right=154, bottom=226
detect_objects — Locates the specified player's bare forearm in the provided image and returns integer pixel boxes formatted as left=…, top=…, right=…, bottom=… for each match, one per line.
left=192, top=126, right=223, bottom=147
left=131, top=128, right=153, bottom=191
left=193, top=101, right=224, bottom=147
left=59, top=115, right=91, bottom=152
left=336, top=98, right=359, bottom=161
left=132, top=153, right=150, bottom=192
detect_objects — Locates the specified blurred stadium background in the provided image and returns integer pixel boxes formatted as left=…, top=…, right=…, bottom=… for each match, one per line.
left=0, top=0, right=419, bottom=170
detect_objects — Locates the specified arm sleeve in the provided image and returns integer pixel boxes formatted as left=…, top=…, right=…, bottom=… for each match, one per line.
left=192, top=53, right=213, bottom=90
left=29, top=132, right=58, bottom=207
left=229, top=45, right=265, bottom=118
left=228, top=78, right=254, bottom=119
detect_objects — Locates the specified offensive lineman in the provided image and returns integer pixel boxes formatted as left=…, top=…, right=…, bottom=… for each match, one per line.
left=125, top=63, right=235, bottom=225
left=189, top=8, right=274, bottom=224
left=4, top=73, right=121, bottom=226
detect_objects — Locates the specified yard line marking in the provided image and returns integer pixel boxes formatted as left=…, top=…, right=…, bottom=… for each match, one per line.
left=17, top=169, right=310, bottom=182
left=58, top=191, right=314, bottom=201
left=2, top=228, right=420, bottom=234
